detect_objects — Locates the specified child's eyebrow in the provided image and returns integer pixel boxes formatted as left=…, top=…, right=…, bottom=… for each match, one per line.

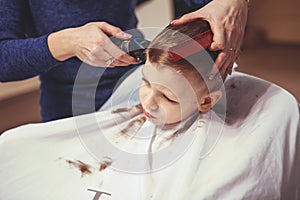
left=142, top=77, right=150, bottom=84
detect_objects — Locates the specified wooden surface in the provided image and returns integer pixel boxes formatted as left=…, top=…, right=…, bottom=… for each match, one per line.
left=248, top=0, right=300, bottom=44
left=0, top=77, right=40, bottom=101
left=0, top=77, right=41, bottom=134
left=0, top=89, right=41, bottom=134
left=237, top=43, right=300, bottom=102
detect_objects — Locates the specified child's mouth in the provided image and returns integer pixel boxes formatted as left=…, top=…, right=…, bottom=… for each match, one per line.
left=143, top=109, right=156, bottom=119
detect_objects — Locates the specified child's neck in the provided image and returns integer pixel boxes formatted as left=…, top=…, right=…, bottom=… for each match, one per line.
left=157, top=111, right=200, bottom=132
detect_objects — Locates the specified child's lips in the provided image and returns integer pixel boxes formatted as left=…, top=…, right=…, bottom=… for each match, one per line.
left=143, top=109, right=156, bottom=119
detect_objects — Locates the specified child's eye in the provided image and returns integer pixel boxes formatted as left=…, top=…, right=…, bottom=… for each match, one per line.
left=163, top=94, right=178, bottom=103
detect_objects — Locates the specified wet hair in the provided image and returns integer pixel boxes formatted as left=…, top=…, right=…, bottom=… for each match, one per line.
left=146, top=19, right=225, bottom=94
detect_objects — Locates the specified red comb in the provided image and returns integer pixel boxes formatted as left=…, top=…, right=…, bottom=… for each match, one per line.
left=168, top=30, right=213, bottom=61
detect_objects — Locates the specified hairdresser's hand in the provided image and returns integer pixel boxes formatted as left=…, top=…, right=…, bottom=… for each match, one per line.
left=48, top=22, right=138, bottom=67
left=171, top=0, right=248, bottom=76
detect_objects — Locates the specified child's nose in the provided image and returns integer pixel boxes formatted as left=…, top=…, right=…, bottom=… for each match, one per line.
left=149, top=104, right=158, bottom=111
left=144, top=93, right=159, bottom=111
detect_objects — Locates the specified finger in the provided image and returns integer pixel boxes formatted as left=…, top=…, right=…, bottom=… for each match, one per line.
left=225, top=28, right=241, bottom=63
left=115, top=53, right=138, bottom=65
left=219, top=51, right=236, bottom=75
left=114, top=32, right=133, bottom=40
left=89, top=43, right=137, bottom=66
left=89, top=45, right=112, bottom=60
left=235, top=27, right=245, bottom=56
left=101, top=37, right=136, bottom=65
left=76, top=48, right=91, bottom=64
left=209, top=24, right=226, bottom=51
left=84, top=47, right=114, bottom=67
left=92, top=22, right=135, bottom=64
left=226, top=61, right=235, bottom=75
left=212, top=26, right=238, bottom=75
left=109, top=58, right=132, bottom=67
left=209, top=51, right=227, bottom=75
left=108, top=56, right=138, bottom=67
left=226, top=26, right=240, bottom=51
left=220, top=54, right=234, bottom=75
left=93, top=22, right=132, bottom=39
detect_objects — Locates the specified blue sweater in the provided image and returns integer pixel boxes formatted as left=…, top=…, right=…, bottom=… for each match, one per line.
left=0, top=0, right=211, bottom=122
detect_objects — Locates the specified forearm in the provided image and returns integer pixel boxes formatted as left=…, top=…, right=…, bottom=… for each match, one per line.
left=0, top=0, right=62, bottom=82
left=0, top=35, right=61, bottom=82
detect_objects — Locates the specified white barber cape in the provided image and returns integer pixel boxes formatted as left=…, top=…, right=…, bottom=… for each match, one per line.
left=0, top=71, right=300, bottom=200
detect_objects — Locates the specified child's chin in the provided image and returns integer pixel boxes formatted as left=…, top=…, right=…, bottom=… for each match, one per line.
left=147, top=117, right=179, bottom=127
left=147, top=117, right=165, bottom=126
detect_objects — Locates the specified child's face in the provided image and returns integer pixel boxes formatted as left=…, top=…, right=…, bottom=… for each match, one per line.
left=139, top=62, right=202, bottom=125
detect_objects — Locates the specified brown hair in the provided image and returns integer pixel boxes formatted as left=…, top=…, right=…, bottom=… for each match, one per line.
left=146, top=19, right=224, bottom=94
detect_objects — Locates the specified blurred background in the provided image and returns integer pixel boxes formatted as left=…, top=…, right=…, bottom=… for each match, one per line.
left=1, top=0, right=299, bottom=134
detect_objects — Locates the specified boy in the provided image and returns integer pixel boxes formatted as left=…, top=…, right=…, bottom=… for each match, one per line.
left=140, top=20, right=224, bottom=126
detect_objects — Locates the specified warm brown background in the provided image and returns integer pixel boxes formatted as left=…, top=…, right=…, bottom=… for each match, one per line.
left=1, top=0, right=299, bottom=134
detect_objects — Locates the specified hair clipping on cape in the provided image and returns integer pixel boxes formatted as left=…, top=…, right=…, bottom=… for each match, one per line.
left=168, top=30, right=213, bottom=61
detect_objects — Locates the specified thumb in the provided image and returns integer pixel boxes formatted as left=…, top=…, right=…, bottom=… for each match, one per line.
left=209, top=27, right=225, bottom=51
left=171, top=10, right=204, bottom=25
left=93, top=22, right=132, bottom=40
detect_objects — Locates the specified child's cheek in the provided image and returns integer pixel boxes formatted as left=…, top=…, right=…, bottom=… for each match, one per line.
left=165, top=105, right=180, bottom=123
left=138, top=86, right=147, bottom=104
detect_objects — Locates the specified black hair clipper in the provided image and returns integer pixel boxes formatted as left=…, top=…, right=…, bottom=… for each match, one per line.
left=111, top=37, right=150, bottom=64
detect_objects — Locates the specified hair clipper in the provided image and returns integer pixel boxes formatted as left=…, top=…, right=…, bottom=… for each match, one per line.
left=111, top=37, right=150, bottom=64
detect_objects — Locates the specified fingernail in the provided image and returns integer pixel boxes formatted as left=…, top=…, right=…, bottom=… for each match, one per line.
left=209, top=43, right=218, bottom=51
left=121, top=32, right=132, bottom=39
left=208, top=73, right=216, bottom=80
left=170, top=20, right=177, bottom=25
left=211, top=43, right=225, bottom=51
left=209, top=65, right=219, bottom=77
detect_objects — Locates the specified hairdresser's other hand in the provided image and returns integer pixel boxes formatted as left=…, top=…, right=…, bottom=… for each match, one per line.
left=48, top=22, right=138, bottom=67
left=171, top=0, right=248, bottom=75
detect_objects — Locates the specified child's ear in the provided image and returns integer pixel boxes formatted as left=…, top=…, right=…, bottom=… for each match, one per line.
left=198, top=90, right=222, bottom=112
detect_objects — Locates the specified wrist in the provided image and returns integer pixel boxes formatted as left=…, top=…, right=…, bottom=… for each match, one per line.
left=47, top=28, right=75, bottom=61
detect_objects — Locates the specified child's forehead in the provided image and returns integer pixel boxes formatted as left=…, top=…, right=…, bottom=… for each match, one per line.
left=143, top=62, right=182, bottom=81
left=143, top=61, right=201, bottom=83
left=143, top=63, right=187, bottom=84
left=143, top=62, right=204, bottom=91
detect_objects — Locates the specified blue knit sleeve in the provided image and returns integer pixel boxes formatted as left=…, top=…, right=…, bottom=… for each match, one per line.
left=0, top=0, right=61, bottom=82
left=184, top=0, right=212, bottom=7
